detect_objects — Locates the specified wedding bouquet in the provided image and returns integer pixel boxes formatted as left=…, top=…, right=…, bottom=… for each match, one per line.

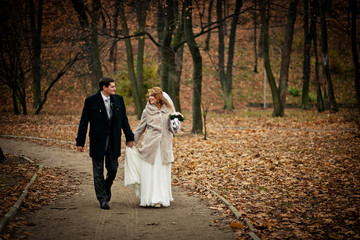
left=169, top=112, right=184, bottom=134
left=169, top=112, right=184, bottom=122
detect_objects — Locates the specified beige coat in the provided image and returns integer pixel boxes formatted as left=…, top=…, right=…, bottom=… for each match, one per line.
left=134, top=103, right=174, bottom=164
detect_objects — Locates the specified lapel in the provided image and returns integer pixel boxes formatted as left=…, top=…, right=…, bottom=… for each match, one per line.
left=96, top=91, right=108, bottom=119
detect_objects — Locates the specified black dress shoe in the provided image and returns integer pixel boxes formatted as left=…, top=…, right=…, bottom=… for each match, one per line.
left=100, top=201, right=110, bottom=210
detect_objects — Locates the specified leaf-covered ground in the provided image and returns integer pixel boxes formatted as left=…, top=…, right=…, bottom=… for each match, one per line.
left=0, top=108, right=359, bottom=239
left=0, top=156, right=80, bottom=240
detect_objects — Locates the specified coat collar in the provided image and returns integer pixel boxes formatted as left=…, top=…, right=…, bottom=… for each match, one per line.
left=145, top=103, right=172, bottom=115
left=96, top=91, right=109, bottom=119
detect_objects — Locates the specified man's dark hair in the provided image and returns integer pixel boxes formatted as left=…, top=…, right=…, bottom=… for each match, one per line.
left=99, top=77, right=115, bottom=91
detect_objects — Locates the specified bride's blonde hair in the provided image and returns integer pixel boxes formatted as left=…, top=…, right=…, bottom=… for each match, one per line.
left=148, top=87, right=172, bottom=109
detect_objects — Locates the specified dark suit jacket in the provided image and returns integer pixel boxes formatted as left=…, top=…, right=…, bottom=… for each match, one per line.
left=76, top=91, right=134, bottom=159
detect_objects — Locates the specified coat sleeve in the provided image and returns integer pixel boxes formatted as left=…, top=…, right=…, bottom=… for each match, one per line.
left=134, top=109, right=147, bottom=145
left=76, top=97, right=90, bottom=147
left=120, top=96, right=135, bottom=142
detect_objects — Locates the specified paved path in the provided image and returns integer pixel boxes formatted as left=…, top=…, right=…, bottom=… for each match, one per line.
left=0, top=138, right=233, bottom=240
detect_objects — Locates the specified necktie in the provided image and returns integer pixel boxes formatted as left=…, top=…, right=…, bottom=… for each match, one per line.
left=105, top=99, right=111, bottom=118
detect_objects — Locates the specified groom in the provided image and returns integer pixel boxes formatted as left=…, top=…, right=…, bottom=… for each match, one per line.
left=76, top=76, right=134, bottom=210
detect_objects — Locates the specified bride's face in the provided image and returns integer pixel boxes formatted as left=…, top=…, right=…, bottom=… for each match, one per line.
left=148, top=93, right=158, bottom=105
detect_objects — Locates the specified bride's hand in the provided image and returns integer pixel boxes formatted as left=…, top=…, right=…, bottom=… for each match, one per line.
left=126, top=141, right=134, bottom=148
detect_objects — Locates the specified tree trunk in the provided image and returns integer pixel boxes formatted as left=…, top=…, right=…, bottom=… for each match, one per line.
left=174, top=44, right=184, bottom=112
left=71, top=0, right=103, bottom=94
left=319, top=0, right=338, bottom=112
left=171, top=2, right=185, bottom=112
left=184, top=0, right=203, bottom=134
left=118, top=0, right=142, bottom=119
left=216, top=0, right=227, bottom=108
left=253, top=0, right=258, bottom=73
left=279, top=0, right=299, bottom=116
left=157, top=1, right=166, bottom=60
left=110, top=0, right=120, bottom=72
left=28, top=0, right=43, bottom=109
left=302, top=0, right=311, bottom=109
left=260, top=0, right=281, bottom=116
left=89, top=0, right=103, bottom=93
left=350, top=0, right=360, bottom=112
left=12, top=86, right=20, bottom=115
left=224, top=0, right=242, bottom=109
left=311, top=0, right=325, bottom=112
left=204, top=0, right=214, bottom=51
left=160, top=0, right=176, bottom=94
left=136, top=0, right=149, bottom=111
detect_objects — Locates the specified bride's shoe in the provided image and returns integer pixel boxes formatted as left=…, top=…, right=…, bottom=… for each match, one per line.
left=154, top=203, right=161, bottom=208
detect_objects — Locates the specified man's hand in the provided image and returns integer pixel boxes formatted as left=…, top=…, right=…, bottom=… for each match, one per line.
left=126, top=141, right=134, bottom=148
left=77, top=146, right=84, bottom=152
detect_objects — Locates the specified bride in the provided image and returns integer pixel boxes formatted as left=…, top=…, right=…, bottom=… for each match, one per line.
left=124, top=87, right=175, bottom=207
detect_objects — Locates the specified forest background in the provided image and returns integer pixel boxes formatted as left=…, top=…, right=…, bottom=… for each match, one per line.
left=0, top=0, right=360, bottom=239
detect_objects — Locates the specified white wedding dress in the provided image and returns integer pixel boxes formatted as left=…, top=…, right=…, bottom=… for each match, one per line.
left=124, top=145, right=173, bottom=207
left=124, top=92, right=174, bottom=207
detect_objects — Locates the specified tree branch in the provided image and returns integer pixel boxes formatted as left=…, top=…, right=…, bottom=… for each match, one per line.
left=35, top=52, right=81, bottom=114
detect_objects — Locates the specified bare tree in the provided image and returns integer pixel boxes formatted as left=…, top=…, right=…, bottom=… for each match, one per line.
left=184, top=0, right=203, bottom=134
left=279, top=0, right=299, bottom=116
left=204, top=0, right=214, bottom=51
left=260, top=0, right=299, bottom=117
left=302, top=0, right=311, bottom=109
left=319, top=0, right=338, bottom=112
left=217, top=0, right=243, bottom=110
left=117, top=0, right=148, bottom=119
left=28, top=0, right=44, bottom=109
left=311, top=0, right=325, bottom=112
left=71, top=0, right=103, bottom=94
left=0, top=2, right=29, bottom=114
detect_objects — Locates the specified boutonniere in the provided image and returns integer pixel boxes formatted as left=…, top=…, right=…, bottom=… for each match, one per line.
left=110, top=102, right=114, bottom=110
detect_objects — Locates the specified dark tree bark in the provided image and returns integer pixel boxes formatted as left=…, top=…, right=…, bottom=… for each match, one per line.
left=0, top=1, right=28, bottom=115
left=302, top=0, right=311, bottom=109
left=109, top=0, right=120, bottom=72
left=160, top=0, right=176, bottom=94
left=217, top=0, right=242, bottom=110
left=118, top=0, right=142, bottom=119
left=71, top=0, right=103, bottom=94
left=311, top=0, right=325, bottom=112
left=157, top=1, right=166, bottom=59
left=260, top=0, right=281, bottom=116
left=174, top=44, right=184, bottom=112
left=28, top=0, right=44, bottom=109
left=253, top=0, right=258, bottom=73
left=170, top=2, right=185, bottom=112
left=135, top=0, right=149, bottom=110
left=225, top=0, right=242, bottom=109
left=184, top=0, right=203, bottom=134
left=349, top=0, right=360, bottom=112
left=279, top=0, right=299, bottom=116
left=204, top=0, right=214, bottom=51
left=319, top=0, right=338, bottom=112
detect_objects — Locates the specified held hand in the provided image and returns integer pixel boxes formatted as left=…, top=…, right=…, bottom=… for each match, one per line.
left=77, top=146, right=84, bottom=152
left=126, top=141, right=134, bottom=148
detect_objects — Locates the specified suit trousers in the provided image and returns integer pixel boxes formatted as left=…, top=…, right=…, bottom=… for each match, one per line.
left=91, top=140, right=118, bottom=202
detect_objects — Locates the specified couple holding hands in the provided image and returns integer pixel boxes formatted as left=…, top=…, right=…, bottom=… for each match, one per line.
left=76, top=76, right=182, bottom=209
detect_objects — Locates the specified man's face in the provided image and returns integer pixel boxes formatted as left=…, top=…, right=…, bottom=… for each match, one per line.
left=103, top=82, right=116, bottom=96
